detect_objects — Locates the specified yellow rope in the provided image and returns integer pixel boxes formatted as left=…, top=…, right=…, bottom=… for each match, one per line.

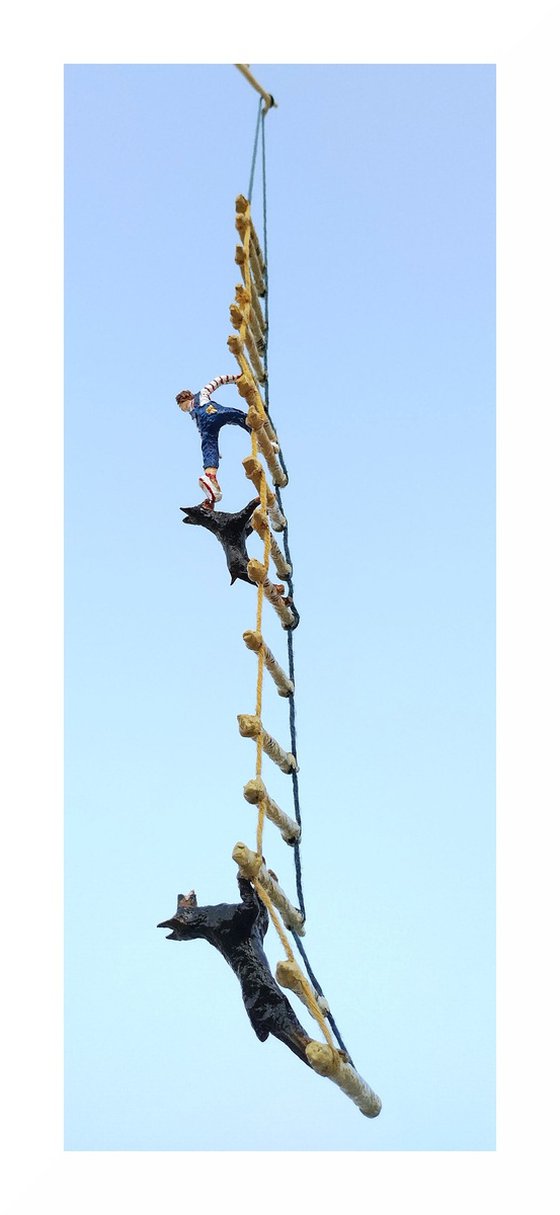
left=225, top=199, right=383, bottom=1115
left=254, top=879, right=336, bottom=1050
left=229, top=197, right=336, bottom=1051
left=255, top=447, right=268, bottom=852
left=233, top=202, right=270, bottom=843
left=243, top=193, right=269, bottom=845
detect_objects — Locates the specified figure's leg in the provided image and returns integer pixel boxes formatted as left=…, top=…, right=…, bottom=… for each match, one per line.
left=199, top=432, right=222, bottom=508
left=197, top=410, right=250, bottom=509
left=218, top=405, right=251, bottom=433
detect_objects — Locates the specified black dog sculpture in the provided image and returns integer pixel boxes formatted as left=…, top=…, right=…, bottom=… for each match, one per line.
left=180, top=497, right=260, bottom=585
left=158, top=875, right=312, bottom=1065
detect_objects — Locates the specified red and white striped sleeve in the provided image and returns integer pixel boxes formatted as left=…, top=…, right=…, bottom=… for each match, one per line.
left=199, top=373, right=240, bottom=405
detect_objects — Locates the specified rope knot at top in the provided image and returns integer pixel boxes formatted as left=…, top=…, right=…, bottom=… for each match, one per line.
left=235, top=64, right=278, bottom=115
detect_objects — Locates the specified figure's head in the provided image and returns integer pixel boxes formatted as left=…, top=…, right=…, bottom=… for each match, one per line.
left=176, top=389, right=194, bottom=412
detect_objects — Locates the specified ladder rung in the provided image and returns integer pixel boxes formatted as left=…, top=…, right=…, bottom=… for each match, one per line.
left=241, top=457, right=286, bottom=530
left=243, top=629, right=294, bottom=697
left=248, top=243, right=266, bottom=296
left=250, top=509, right=291, bottom=580
left=234, top=358, right=267, bottom=418
left=236, top=370, right=260, bottom=408
left=305, top=1042, right=382, bottom=1119
left=246, top=560, right=295, bottom=628
left=244, top=327, right=267, bottom=384
left=229, top=302, right=245, bottom=332
left=255, top=428, right=288, bottom=487
left=235, top=281, right=266, bottom=338
left=228, top=330, right=266, bottom=385
left=276, top=958, right=329, bottom=1015
left=243, top=776, right=300, bottom=843
left=237, top=714, right=298, bottom=773
left=245, top=396, right=280, bottom=450
left=235, top=242, right=266, bottom=297
left=232, top=841, right=305, bottom=935
left=229, top=292, right=263, bottom=357
left=267, top=495, right=286, bottom=532
left=236, top=292, right=266, bottom=353
left=235, top=208, right=267, bottom=276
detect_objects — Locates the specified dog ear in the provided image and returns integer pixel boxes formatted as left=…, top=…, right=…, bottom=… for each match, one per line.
left=178, top=890, right=197, bottom=908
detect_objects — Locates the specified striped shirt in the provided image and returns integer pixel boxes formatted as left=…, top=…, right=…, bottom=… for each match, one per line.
left=198, top=373, right=240, bottom=407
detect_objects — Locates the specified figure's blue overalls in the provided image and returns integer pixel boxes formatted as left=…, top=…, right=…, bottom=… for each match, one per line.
left=191, top=393, right=251, bottom=468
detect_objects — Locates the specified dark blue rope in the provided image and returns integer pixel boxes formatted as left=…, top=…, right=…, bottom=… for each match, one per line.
left=257, top=107, right=353, bottom=1064
left=290, top=932, right=354, bottom=1065
left=248, top=98, right=263, bottom=203
left=273, top=486, right=304, bottom=919
left=259, top=119, right=303, bottom=917
left=258, top=117, right=304, bottom=915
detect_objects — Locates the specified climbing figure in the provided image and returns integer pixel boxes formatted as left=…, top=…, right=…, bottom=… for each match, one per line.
left=176, top=373, right=251, bottom=509
left=158, top=874, right=313, bottom=1066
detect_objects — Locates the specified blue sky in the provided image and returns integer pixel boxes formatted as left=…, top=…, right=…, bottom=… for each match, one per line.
left=2, top=0, right=559, bottom=1201
left=62, top=63, right=495, bottom=1152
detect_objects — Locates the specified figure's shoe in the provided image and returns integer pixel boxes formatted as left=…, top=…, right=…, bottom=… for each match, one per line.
left=200, top=498, right=215, bottom=511
left=199, top=472, right=222, bottom=503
